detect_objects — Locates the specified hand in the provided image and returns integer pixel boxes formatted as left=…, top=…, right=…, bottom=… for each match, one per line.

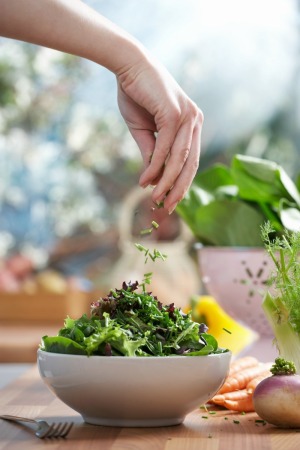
left=0, top=0, right=203, bottom=214
left=117, top=58, right=203, bottom=214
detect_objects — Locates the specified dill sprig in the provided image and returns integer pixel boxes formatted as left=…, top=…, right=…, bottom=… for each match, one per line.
left=261, top=222, right=300, bottom=331
left=261, top=222, right=300, bottom=372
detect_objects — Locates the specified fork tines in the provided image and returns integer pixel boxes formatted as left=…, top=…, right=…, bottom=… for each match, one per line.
left=41, top=422, right=74, bottom=439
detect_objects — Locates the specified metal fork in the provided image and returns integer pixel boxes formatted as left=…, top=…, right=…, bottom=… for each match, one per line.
left=0, top=414, right=74, bottom=439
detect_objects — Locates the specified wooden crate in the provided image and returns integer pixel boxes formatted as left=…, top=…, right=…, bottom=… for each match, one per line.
left=0, top=290, right=103, bottom=324
left=0, top=290, right=106, bottom=362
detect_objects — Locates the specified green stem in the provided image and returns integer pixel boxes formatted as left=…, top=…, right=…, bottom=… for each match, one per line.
left=258, top=202, right=282, bottom=231
left=263, top=291, right=300, bottom=373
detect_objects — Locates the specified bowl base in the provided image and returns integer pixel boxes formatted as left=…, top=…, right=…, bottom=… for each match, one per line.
left=82, top=415, right=184, bottom=428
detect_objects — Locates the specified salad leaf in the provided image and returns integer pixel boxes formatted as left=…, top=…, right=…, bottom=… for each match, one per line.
left=40, top=280, right=228, bottom=357
left=42, top=336, right=87, bottom=355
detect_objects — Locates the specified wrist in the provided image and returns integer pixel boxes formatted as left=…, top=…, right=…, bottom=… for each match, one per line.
left=101, top=33, right=148, bottom=76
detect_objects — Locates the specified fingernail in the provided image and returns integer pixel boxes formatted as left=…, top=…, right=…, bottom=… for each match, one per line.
left=168, top=203, right=177, bottom=215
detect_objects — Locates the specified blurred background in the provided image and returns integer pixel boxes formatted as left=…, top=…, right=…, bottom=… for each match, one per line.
left=1, top=0, right=300, bottom=299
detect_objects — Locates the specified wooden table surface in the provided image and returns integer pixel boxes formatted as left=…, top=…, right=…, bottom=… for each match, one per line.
left=1, top=365, right=300, bottom=450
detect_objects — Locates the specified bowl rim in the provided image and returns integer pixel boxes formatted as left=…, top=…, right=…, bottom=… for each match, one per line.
left=37, top=348, right=231, bottom=360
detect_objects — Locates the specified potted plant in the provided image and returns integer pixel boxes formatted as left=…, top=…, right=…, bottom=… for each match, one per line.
left=176, top=154, right=300, bottom=357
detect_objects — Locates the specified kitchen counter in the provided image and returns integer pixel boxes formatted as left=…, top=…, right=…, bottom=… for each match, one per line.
left=1, top=364, right=299, bottom=450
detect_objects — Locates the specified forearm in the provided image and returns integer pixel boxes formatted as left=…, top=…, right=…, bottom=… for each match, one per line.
left=0, top=0, right=146, bottom=74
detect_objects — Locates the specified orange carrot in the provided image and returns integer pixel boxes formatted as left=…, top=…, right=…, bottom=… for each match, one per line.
left=212, top=389, right=249, bottom=405
left=211, top=389, right=255, bottom=411
left=246, top=370, right=272, bottom=394
left=218, top=363, right=271, bottom=394
left=222, top=395, right=254, bottom=412
left=228, top=356, right=259, bottom=376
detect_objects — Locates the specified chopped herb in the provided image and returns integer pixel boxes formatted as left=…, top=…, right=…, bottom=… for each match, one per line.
left=140, top=227, right=153, bottom=235
left=209, top=411, right=216, bottom=415
left=223, top=328, right=232, bottom=334
left=202, top=416, right=208, bottom=419
left=135, top=243, right=167, bottom=264
left=233, top=420, right=240, bottom=424
left=151, top=221, right=159, bottom=229
left=135, top=243, right=148, bottom=252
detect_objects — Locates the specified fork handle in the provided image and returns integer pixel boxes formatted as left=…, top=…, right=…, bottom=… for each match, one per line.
left=0, top=414, right=37, bottom=424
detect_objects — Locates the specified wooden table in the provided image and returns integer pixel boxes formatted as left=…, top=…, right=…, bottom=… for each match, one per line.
left=1, top=365, right=300, bottom=450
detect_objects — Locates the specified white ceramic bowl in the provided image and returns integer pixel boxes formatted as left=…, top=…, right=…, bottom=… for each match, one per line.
left=196, top=245, right=273, bottom=337
left=37, top=349, right=231, bottom=427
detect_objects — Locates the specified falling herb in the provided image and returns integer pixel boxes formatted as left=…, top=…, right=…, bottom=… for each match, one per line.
left=140, top=227, right=153, bottom=236
left=135, top=243, right=167, bottom=264
left=139, top=220, right=160, bottom=236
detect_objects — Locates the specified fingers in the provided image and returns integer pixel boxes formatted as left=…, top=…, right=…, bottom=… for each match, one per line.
left=150, top=118, right=194, bottom=200
left=129, top=128, right=156, bottom=168
left=139, top=115, right=179, bottom=187
left=140, top=107, right=203, bottom=213
left=163, top=119, right=202, bottom=213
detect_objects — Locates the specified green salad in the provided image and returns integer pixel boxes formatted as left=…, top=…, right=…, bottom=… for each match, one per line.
left=40, top=279, right=227, bottom=357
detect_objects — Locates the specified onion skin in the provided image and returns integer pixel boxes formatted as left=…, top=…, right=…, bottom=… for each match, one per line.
left=253, top=374, right=300, bottom=428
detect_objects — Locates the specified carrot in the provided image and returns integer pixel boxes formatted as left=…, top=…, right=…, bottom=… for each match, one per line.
left=218, top=363, right=271, bottom=394
left=228, top=356, right=259, bottom=376
left=222, top=395, right=254, bottom=412
left=211, top=389, right=255, bottom=411
left=209, top=358, right=272, bottom=412
left=212, top=389, right=249, bottom=405
left=246, top=370, right=272, bottom=394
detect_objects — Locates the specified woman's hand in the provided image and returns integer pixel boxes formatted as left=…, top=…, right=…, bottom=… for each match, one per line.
left=117, top=59, right=203, bottom=214
left=0, top=0, right=203, bottom=213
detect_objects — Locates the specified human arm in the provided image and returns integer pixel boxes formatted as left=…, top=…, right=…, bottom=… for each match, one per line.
left=0, top=0, right=203, bottom=213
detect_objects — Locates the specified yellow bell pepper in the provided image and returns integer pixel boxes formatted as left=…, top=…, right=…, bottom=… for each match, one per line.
left=186, top=295, right=257, bottom=355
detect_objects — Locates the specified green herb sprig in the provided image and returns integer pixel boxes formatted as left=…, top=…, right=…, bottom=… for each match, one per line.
left=261, top=222, right=300, bottom=372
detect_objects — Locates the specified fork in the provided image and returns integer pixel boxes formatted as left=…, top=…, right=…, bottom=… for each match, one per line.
left=0, top=414, right=74, bottom=439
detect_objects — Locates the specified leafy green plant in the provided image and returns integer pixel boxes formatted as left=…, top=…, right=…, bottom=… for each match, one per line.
left=176, top=154, right=300, bottom=246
